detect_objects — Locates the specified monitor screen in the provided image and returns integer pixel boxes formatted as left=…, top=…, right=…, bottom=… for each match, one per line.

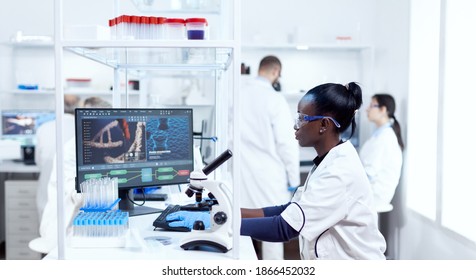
left=75, top=108, right=194, bottom=216
left=1, top=109, right=55, bottom=140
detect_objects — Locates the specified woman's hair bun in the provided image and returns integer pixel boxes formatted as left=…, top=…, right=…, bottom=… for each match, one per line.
left=346, top=82, right=362, bottom=110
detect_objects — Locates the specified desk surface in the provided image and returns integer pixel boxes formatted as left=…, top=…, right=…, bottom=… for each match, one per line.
left=44, top=204, right=257, bottom=260
left=0, top=159, right=40, bottom=173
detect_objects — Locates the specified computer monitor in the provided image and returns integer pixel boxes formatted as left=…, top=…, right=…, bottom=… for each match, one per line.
left=1, top=109, right=55, bottom=142
left=75, top=108, right=194, bottom=216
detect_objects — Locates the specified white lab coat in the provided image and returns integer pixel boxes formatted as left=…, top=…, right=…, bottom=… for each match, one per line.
left=359, top=122, right=403, bottom=207
left=29, top=137, right=82, bottom=254
left=281, top=141, right=386, bottom=260
left=238, top=77, right=300, bottom=208
left=34, top=114, right=76, bottom=221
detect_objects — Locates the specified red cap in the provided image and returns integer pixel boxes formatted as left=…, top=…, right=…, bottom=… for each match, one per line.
left=120, top=15, right=131, bottom=23
left=185, top=18, right=208, bottom=25
left=165, top=18, right=185, bottom=25
left=149, top=16, right=157, bottom=24
left=140, top=16, right=149, bottom=24
left=148, top=16, right=166, bottom=24
left=131, top=16, right=140, bottom=24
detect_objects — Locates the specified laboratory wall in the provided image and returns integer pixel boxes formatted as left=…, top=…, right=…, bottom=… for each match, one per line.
left=1, top=0, right=476, bottom=260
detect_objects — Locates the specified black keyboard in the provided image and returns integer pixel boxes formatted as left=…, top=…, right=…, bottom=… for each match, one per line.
left=153, top=204, right=190, bottom=232
left=133, top=192, right=168, bottom=201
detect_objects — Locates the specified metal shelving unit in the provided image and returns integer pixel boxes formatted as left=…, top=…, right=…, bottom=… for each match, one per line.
left=53, top=0, right=241, bottom=260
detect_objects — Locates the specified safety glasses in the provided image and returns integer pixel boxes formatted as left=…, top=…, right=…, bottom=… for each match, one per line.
left=294, top=113, right=341, bottom=129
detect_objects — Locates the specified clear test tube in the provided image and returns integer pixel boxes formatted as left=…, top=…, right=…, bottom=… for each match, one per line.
left=107, top=216, right=113, bottom=237
left=157, top=17, right=166, bottom=39
left=130, top=16, right=140, bottom=39
left=109, top=18, right=116, bottom=40
left=94, top=213, right=101, bottom=237
left=80, top=217, right=86, bottom=237
left=149, top=16, right=158, bottom=39
left=103, top=178, right=108, bottom=207
left=113, top=218, right=117, bottom=237
left=97, top=179, right=102, bottom=208
left=116, top=15, right=125, bottom=40
left=84, top=180, right=91, bottom=209
left=89, top=214, right=94, bottom=237
left=149, top=16, right=166, bottom=40
left=100, top=216, right=106, bottom=237
left=105, top=178, right=111, bottom=207
left=98, top=179, right=103, bottom=208
left=85, top=216, right=90, bottom=237
left=112, top=178, right=119, bottom=209
left=90, top=180, right=96, bottom=208
left=73, top=216, right=79, bottom=236
left=120, top=15, right=133, bottom=40
left=139, top=16, right=149, bottom=39
left=119, top=217, right=125, bottom=236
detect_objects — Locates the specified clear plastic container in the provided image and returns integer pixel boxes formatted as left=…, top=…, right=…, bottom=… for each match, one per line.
left=165, top=18, right=186, bottom=40
left=185, top=18, right=208, bottom=40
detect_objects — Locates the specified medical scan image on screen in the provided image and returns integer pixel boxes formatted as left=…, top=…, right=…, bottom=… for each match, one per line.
left=1, top=110, right=55, bottom=138
left=75, top=108, right=194, bottom=192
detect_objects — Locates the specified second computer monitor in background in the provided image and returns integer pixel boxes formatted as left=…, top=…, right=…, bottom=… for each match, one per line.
left=75, top=108, right=194, bottom=216
left=1, top=109, right=55, bottom=141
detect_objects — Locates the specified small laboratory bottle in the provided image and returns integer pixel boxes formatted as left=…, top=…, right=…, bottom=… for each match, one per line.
left=185, top=18, right=208, bottom=40
left=165, top=18, right=186, bottom=40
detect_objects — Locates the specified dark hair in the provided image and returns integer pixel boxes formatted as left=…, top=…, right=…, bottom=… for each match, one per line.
left=305, top=82, right=362, bottom=139
left=259, top=55, right=281, bottom=71
left=373, top=93, right=404, bottom=150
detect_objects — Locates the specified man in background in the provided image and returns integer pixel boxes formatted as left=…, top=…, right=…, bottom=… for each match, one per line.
left=238, top=56, right=300, bottom=260
left=34, top=94, right=80, bottom=221
left=29, top=96, right=111, bottom=255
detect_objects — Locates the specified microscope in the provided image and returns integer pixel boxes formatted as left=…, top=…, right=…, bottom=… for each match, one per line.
left=179, top=149, right=234, bottom=253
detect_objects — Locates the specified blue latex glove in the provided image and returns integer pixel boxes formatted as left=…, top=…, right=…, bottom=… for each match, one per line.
left=166, top=210, right=211, bottom=230
left=288, top=186, right=299, bottom=193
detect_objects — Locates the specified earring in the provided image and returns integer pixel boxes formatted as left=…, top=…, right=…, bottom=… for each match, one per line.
left=319, top=129, right=324, bottom=133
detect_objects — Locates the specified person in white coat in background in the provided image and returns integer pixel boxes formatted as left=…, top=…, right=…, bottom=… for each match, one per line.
left=29, top=97, right=112, bottom=255
left=34, top=94, right=80, bottom=221
left=359, top=94, right=404, bottom=209
left=238, top=55, right=300, bottom=260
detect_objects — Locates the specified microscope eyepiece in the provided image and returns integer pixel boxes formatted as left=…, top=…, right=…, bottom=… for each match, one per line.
left=202, top=149, right=233, bottom=175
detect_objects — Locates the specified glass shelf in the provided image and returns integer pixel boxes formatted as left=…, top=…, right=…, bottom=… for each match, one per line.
left=65, top=41, right=233, bottom=71
left=241, top=43, right=372, bottom=51
left=131, top=0, right=221, bottom=14
left=1, top=41, right=54, bottom=49
left=0, top=89, right=140, bottom=96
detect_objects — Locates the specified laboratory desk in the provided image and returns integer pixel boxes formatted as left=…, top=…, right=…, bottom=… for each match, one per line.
left=43, top=206, right=258, bottom=260
left=0, top=159, right=40, bottom=174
